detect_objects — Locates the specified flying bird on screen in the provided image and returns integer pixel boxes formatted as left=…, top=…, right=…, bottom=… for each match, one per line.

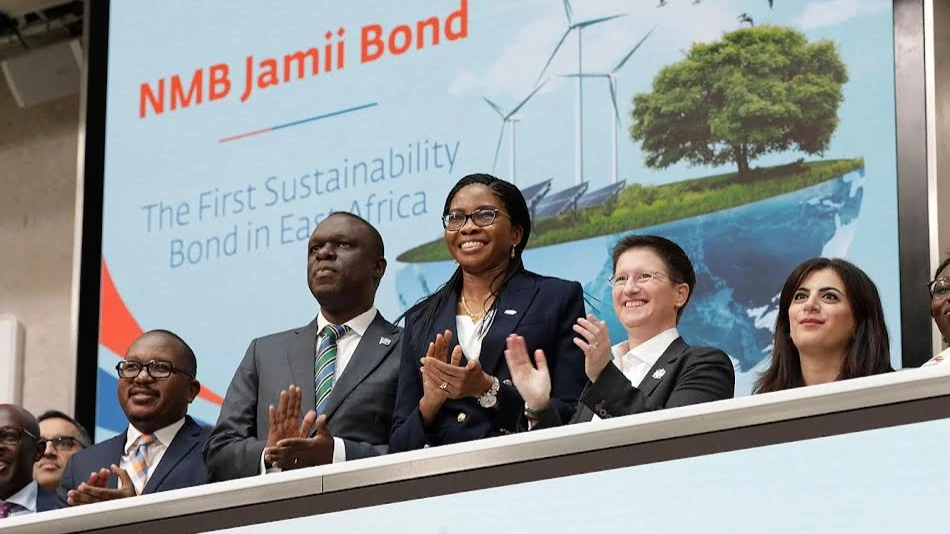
left=738, top=13, right=754, bottom=26
left=657, top=0, right=668, bottom=7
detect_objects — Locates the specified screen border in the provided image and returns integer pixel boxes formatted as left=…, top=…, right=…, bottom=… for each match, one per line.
left=73, top=0, right=933, bottom=432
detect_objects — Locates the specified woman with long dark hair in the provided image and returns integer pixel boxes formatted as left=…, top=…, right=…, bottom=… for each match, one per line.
left=388, top=174, right=587, bottom=452
left=754, top=258, right=893, bottom=394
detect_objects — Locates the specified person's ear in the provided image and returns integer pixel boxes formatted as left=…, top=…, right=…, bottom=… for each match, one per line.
left=511, top=226, right=524, bottom=252
left=673, top=282, right=690, bottom=310
left=187, top=380, right=201, bottom=403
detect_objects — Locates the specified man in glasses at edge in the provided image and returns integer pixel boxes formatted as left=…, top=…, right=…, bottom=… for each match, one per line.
left=55, top=330, right=210, bottom=508
left=33, top=410, right=90, bottom=497
left=0, top=404, right=55, bottom=517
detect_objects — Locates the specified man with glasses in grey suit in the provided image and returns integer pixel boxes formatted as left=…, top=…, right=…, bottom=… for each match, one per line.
left=204, top=212, right=402, bottom=480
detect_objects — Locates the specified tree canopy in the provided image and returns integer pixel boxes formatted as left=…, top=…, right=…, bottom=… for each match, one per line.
left=630, top=25, right=848, bottom=176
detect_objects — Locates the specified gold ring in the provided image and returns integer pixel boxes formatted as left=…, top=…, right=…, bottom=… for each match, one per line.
left=589, top=343, right=598, bottom=350
left=439, top=382, right=448, bottom=390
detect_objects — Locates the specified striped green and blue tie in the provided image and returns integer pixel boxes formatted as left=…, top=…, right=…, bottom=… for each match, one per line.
left=315, top=323, right=349, bottom=415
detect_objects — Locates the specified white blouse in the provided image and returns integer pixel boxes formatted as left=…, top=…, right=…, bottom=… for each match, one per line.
left=455, top=312, right=494, bottom=362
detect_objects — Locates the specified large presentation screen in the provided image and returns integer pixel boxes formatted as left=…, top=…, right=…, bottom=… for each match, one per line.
left=94, top=0, right=901, bottom=437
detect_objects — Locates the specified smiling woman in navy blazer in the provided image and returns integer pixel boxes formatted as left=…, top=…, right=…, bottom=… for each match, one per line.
left=388, top=174, right=587, bottom=452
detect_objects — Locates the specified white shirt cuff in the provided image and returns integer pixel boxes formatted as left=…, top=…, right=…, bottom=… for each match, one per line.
left=260, top=448, right=282, bottom=474
left=332, top=437, right=346, bottom=464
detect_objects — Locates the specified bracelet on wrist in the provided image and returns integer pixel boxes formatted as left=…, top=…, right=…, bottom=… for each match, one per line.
left=523, top=403, right=550, bottom=419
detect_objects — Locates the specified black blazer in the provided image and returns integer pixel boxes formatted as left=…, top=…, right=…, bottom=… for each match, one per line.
left=204, top=312, right=402, bottom=481
left=534, top=337, right=735, bottom=428
left=55, top=416, right=210, bottom=509
left=389, top=270, right=588, bottom=452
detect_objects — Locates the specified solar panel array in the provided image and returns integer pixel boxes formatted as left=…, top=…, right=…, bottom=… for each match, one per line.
left=576, top=181, right=626, bottom=209
left=520, top=178, right=553, bottom=209
left=534, top=182, right=589, bottom=219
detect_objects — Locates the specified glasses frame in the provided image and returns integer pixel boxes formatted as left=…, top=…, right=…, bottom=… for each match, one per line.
left=43, top=435, right=86, bottom=451
left=609, top=271, right=682, bottom=288
left=115, top=360, right=194, bottom=380
left=442, top=208, right=509, bottom=232
left=0, top=426, right=40, bottom=447
left=928, top=278, right=950, bottom=300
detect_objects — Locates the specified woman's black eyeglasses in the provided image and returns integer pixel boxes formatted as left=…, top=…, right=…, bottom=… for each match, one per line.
left=442, top=208, right=509, bottom=232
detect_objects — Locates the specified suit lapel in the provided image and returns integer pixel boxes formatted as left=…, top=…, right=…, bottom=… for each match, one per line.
left=287, top=319, right=319, bottom=412
left=638, top=337, right=687, bottom=398
left=432, top=288, right=461, bottom=356
left=478, top=273, right=539, bottom=376
left=105, top=434, right=127, bottom=490
left=142, top=417, right=200, bottom=494
left=323, top=313, right=398, bottom=419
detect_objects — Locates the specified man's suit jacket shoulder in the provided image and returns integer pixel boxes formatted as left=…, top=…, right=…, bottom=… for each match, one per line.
left=248, top=317, right=402, bottom=360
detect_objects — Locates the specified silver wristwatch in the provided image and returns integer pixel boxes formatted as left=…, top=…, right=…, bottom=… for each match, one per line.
left=478, top=376, right=500, bottom=408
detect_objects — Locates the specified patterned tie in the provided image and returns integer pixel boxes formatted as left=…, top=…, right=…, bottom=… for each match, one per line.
left=0, top=502, right=16, bottom=519
left=315, top=323, right=349, bottom=415
left=127, top=433, right=157, bottom=495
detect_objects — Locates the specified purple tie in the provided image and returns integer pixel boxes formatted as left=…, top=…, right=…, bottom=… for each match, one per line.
left=0, top=501, right=16, bottom=519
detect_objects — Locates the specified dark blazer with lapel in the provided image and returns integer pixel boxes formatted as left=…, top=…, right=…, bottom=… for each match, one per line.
left=203, top=311, right=402, bottom=481
left=55, top=416, right=210, bottom=509
left=388, top=271, right=588, bottom=453
left=534, top=337, right=735, bottom=428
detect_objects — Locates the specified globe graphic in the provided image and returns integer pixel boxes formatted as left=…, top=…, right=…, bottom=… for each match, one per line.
left=395, top=168, right=865, bottom=396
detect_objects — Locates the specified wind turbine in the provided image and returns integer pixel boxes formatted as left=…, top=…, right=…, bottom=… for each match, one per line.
left=483, top=80, right=548, bottom=184
left=536, top=0, right=625, bottom=185
left=563, top=27, right=655, bottom=184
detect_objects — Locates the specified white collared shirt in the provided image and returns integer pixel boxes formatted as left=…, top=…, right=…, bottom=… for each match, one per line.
left=261, top=306, right=379, bottom=474
left=455, top=312, right=494, bottom=362
left=612, top=328, right=680, bottom=388
left=316, top=306, right=378, bottom=384
left=119, top=417, right=186, bottom=494
left=1, top=480, right=37, bottom=517
left=590, top=328, right=679, bottom=422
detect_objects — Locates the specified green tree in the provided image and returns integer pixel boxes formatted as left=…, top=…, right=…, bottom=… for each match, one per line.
left=630, top=25, right=848, bottom=177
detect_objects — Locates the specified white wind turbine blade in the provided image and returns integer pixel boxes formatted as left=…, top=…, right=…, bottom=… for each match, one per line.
left=507, top=78, right=549, bottom=119
left=483, top=97, right=505, bottom=117
left=574, top=13, right=626, bottom=30
left=561, top=0, right=573, bottom=25
left=608, top=76, right=621, bottom=123
left=491, top=124, right=506, bottom=172
left=612, top=26, right=656, bottom=72
left=536, top=29, right=571, bottom=85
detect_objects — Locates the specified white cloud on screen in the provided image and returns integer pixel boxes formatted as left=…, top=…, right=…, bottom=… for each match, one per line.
left=449, top=0, right=737, bottom=101
left=794, top=0, right=889, bottom=30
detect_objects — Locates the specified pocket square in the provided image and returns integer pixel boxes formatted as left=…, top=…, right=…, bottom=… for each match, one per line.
left=504, top=309, right=517, bottom=315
